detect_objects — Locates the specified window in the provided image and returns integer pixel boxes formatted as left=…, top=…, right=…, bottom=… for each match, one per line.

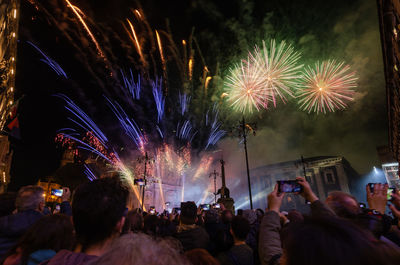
left=325, top=172, right=335, bottom=184
left=305, top=172, right=313, bottom=184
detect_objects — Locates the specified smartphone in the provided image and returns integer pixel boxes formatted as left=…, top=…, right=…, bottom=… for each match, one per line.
left=277, top=180, right=303, bottom=193
left=149, top=206, right=156, bottom=214
left=134, top=178, right=145, bottom=186
left=213, top=203, right=221, bottom=209
left=388, top=188, right=397, bottom=201
left=200, top=204, right=210, bottom=211
left=51, top=189, right=63, bottom=197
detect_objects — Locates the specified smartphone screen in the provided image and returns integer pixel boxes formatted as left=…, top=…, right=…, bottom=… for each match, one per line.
left=277, top=180, right=303, bottom=193
left=51, top=189, right=63, bottom=197
left=388, top=188, right=396, bottom=200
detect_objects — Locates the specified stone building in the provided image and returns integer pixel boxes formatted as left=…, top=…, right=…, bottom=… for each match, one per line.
left=236, top=156, right=360, bottom=212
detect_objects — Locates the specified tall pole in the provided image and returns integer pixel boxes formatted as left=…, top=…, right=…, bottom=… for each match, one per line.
left=301, top=155, right=307, bottom=178
left=209, top=170, right=218, bottom=204
left=141, top=152, right=148, bottom=211
left=242, top=117, right=253, bottom=209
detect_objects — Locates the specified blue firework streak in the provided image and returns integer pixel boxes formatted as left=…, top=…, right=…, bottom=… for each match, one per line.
left=27, top=41, right=68, bottom=78
left=105, top=96, right=146, bottom=150
left=152, top=78, right=165, bottom=123
left=205, top=104, right=226, bottom=150
left=179, top=92, right=191, bottom=116
left=84, top=164, right=97, bottom=181
left=56, top=94, right=108, bottom=147
left=120, top=69, right=141, bottom=100
left=176, top=120, right=197, bottom=142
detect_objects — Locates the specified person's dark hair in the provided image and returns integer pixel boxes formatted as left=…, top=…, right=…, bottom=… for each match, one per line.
left=0, top=192, right=17, bottom=217
left=122, top=210, right=144, bottom=234
left=237, top=209, right=243, bottom=216
left=221, top=210, right=233, bottom=224
left=287, top=209, right=304, bottom=223
left=185, top=248, right=220, bottom=265
left=4, top=214, right=74, bottom=265
left=143, top=214, right=160, bottom=236
left=180, top=201, right=197, bottom=225
left=325, top=191, right=360, bottom=218
left=283, top=217, right=400, bottom=265
left=72, top=177, right=129, bottom=249
left=231, top=216, right=250, bottom=241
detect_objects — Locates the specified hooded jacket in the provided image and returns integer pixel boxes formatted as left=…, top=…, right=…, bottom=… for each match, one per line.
left=0, top=210, right=43, bottom=258
left=173, top=224, right=210, bottom=252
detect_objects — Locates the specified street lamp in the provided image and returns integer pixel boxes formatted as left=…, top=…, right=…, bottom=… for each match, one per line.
left=232, top=117, right=257, bottom=209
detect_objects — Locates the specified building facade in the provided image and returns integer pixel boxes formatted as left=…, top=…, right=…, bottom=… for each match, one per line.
left=0, top=0, right=19, bottom=129
left=237, top=156, right=360, bottom=212
left=378, top=0, right=400, bottom=170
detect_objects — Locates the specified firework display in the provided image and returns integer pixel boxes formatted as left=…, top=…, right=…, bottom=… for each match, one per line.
left=25, top=0, right=227, bottom=209
left=224, top=39, right=303, bottom=113
left=297, top=60, right=357, bottom=113
left=23, top=0, right=360, bottom=211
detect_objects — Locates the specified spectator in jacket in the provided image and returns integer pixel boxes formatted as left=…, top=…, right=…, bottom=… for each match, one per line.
left=174, top=201, right=210, bottom=252
left=42, top=177, right=129, bottom=265
left=218, top=216, right=253, bottom=265
left=2, top=214, right=74, bottom=265
left=0, top=186, right=45, bottom=258
left=259, top=177, right=400, bottom=265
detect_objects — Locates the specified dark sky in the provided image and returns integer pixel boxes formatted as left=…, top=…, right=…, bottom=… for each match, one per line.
left=9, top=0, right=386, bottom=190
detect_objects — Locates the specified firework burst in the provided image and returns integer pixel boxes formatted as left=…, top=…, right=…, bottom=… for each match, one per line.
left=253, top=40, right=303, bottom=107
left=225, top=39, right=303, bottom=113
left=297, top=60, right=357, bottom=114
left=224, top=59, right=269, bottom=113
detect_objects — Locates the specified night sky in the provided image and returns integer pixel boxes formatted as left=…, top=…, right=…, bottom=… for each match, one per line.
left=9, top=0, right=386, bottom=191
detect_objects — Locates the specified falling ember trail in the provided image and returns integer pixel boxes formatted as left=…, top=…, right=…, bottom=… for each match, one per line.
left=127, top=19, right=145, bottom=65
left=64, top=0, right=105, bottom=58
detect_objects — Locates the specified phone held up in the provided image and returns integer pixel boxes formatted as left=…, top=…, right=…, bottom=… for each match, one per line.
left=51, top=188, right=63, bottom=197
left=277, top=180, right=303, bottom=193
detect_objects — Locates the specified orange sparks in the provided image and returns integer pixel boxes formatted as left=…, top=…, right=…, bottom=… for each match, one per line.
left=188, top=58, right=193, bottom=80
left=126, top=19, right=145, bottom=64
left=134, top=9, right=142, bottom=19
left=205, top=76, right=212, bottom=89
left=64, top=0, right=105, bottom=58
left=155, top=30, right=165, bottom=65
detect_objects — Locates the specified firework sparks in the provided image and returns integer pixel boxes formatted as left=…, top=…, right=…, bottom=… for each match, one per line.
left=120, top=69, right=141, bottom=100
left=253, top=40, right=303, bottom=107
left=297, top=60, right=357, bottom=114
left=152, top=78, right=165, bottom=123
left=27, top=41, right=67, bottom=78
left=126, top=19, right=145, bottom=65
left=224, top=59, right=269, bottom=113
left=64, top=0, right=105, bottom=58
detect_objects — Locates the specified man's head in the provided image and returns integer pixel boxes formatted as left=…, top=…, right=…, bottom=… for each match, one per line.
left=230, top=216, right=250, bottom=241
left=16, top=185, right=45, bottom=212
left=72, top=177, right=129, bottom=249
left=325, top=191, right=360, bottom=218
left=180, top=201, right=197, bottom=225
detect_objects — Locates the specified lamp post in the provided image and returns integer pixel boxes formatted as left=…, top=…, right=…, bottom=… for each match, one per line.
left=209, top=169, right=219, bottom=204
left=233, top=117, right=257, bottom=209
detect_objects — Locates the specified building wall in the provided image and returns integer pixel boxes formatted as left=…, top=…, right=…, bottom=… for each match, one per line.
left=241, top=157, right=357, bottom=213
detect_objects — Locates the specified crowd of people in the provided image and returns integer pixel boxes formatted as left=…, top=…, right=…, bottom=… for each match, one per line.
left=0, top=176, right=400, bottom=265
